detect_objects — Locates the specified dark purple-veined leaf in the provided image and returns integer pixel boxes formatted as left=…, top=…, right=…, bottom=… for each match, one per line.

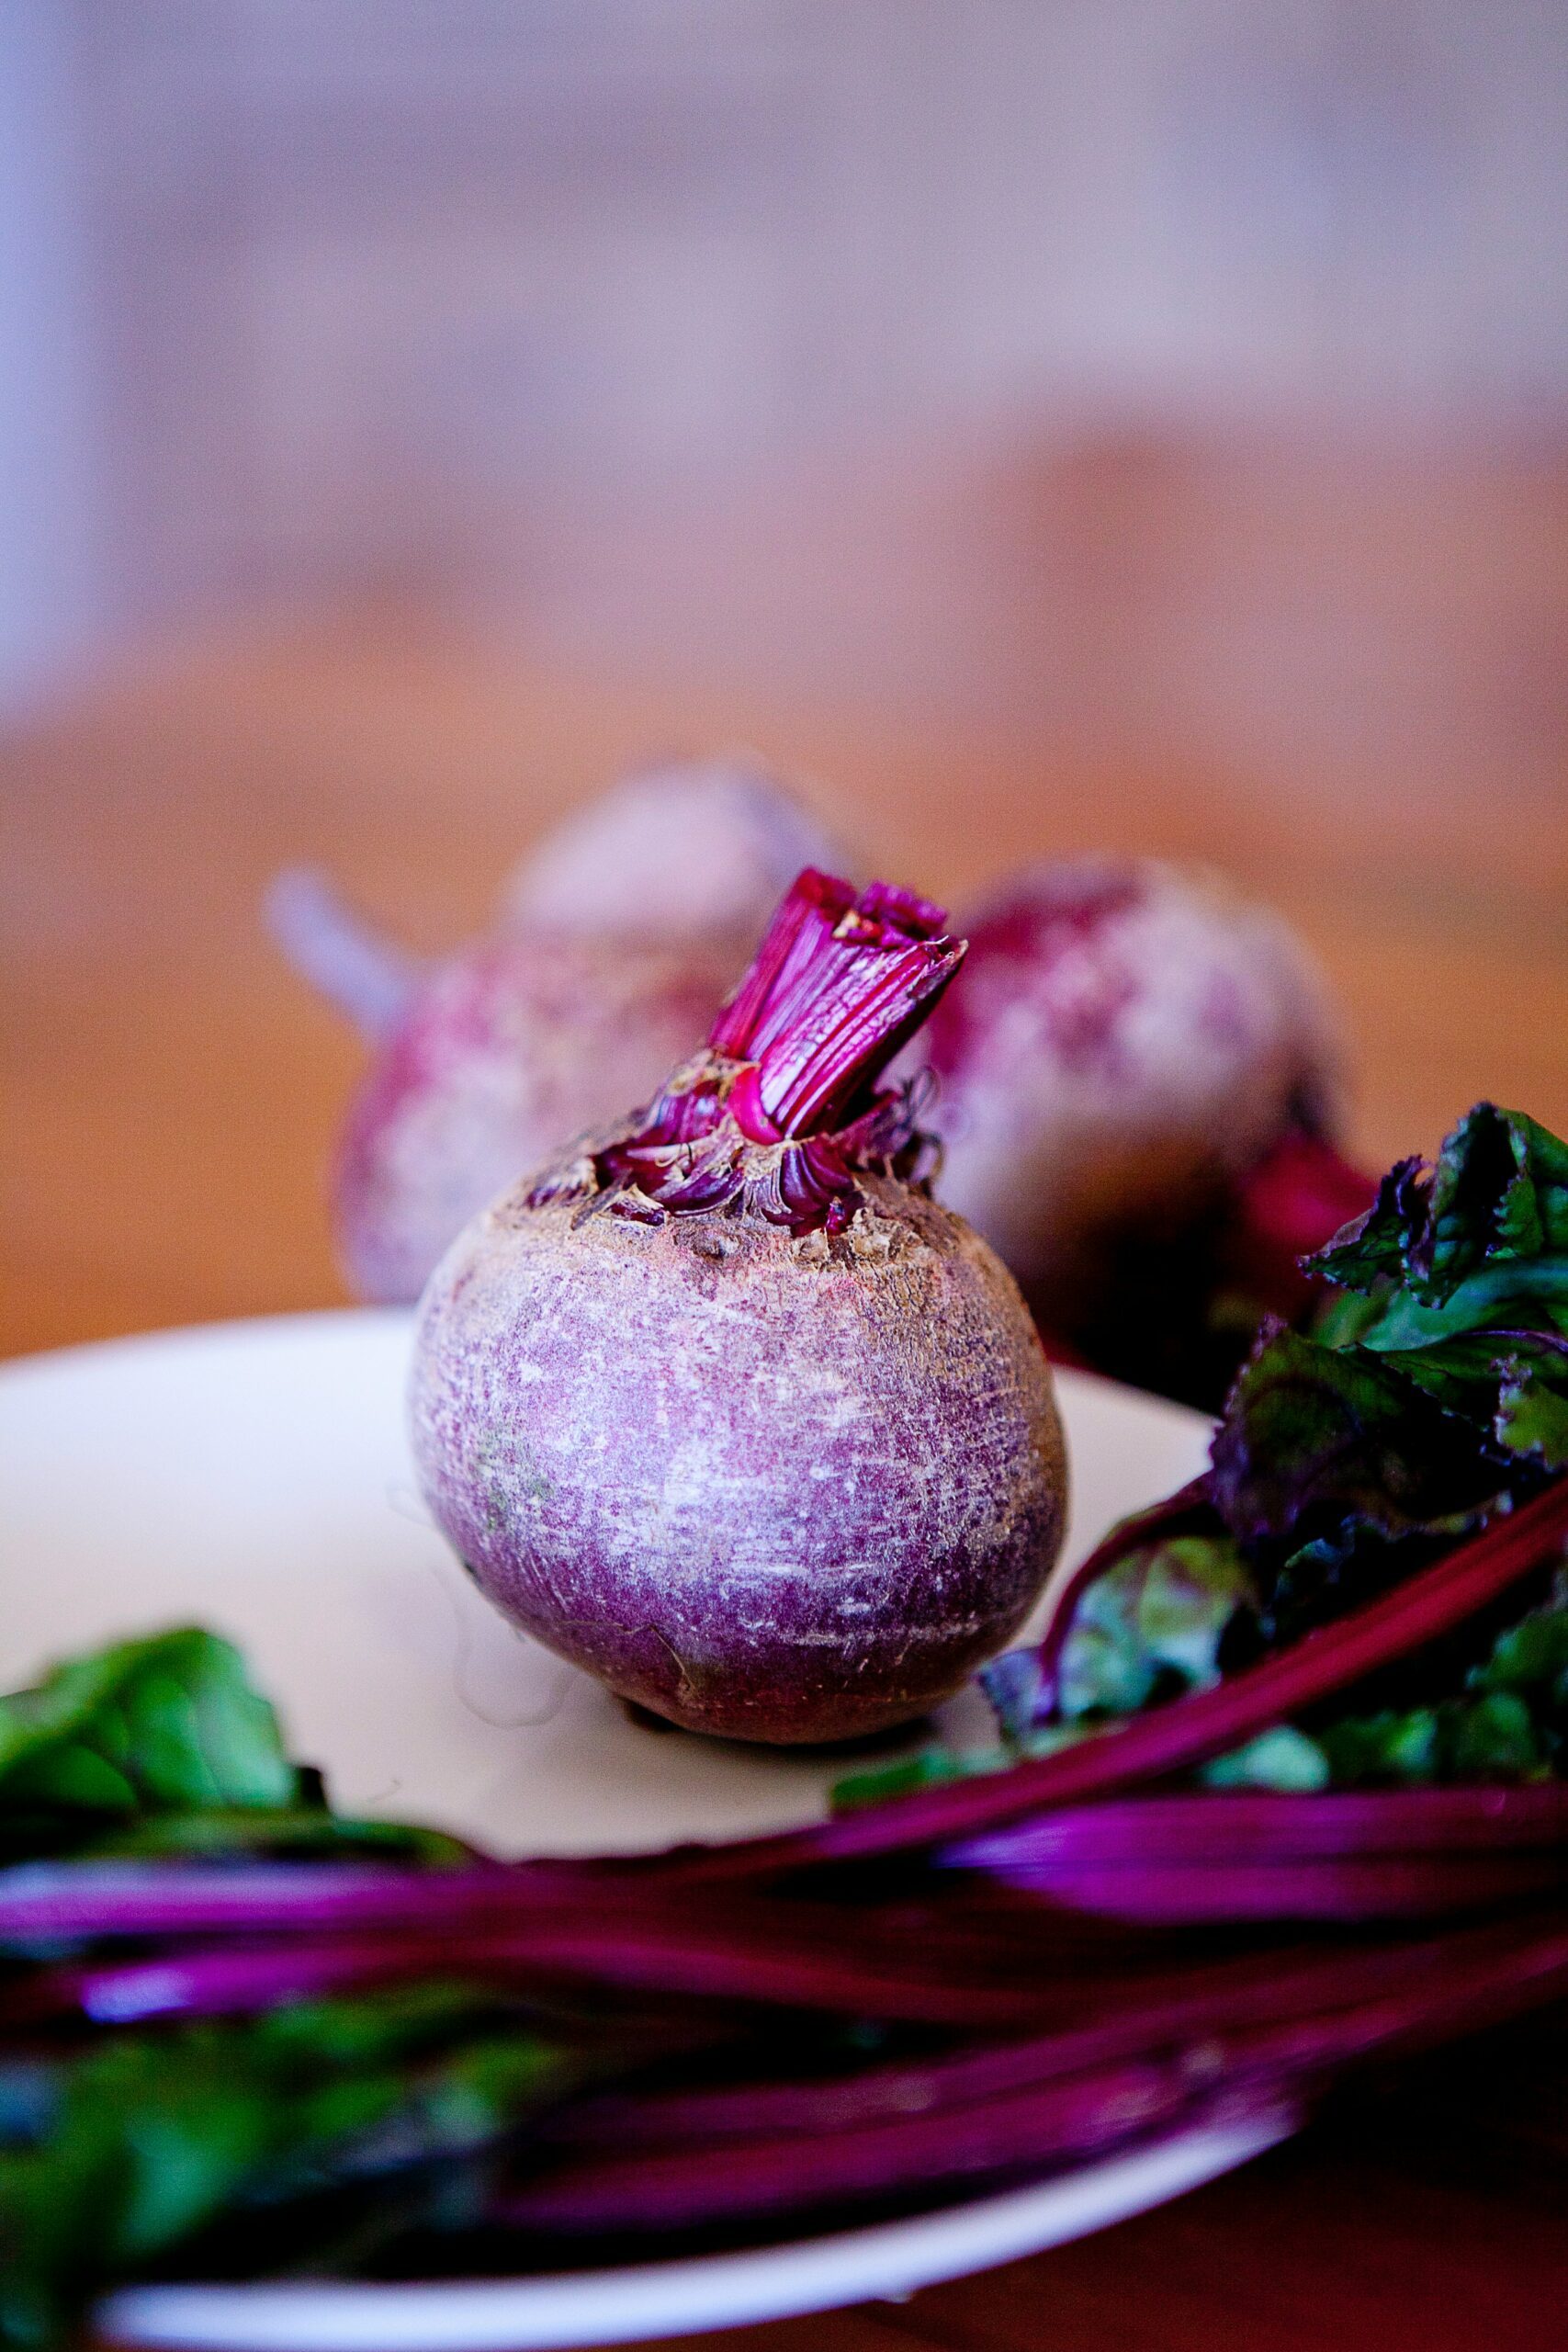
left=1208, top=1324, right=1506, bottom=1547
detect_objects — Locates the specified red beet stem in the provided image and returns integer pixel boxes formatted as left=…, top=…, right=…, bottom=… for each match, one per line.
left=706, top=867, right=965, bottom=1138
left=503, top=2054, right=1211, bottom=2232
left=945, top=1784, right=1568, bottom=1869
left=497, top=1909, right=1568, bottom=2233
left=963, top=1852, right=1566, bottom=1925
left=548, top=1911, right=1562, bottom=2153
left=946, top=1785, right=1568, bottom=1925
left=0, top=1860, right=525, bottom=1943
left=1, top=1885, right=1103, bottom=2030
left=11, top=1785, right=1560, bottom=1966
left=670, top=1475, right=1568, bottom=1880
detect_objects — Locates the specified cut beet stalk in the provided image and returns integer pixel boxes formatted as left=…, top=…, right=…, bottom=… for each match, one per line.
left=265, top=867, right=422, bottom=1039
left=960, top=1851, right=1567, bottom=1925
left=549, top=1911, right=1566, bottom=2153
left=498, top=1910, right=1568, bottom=2235
left=706, top=867, right=959, bottom=1131
left=678, top=868, right=963, bottom=1140
left=706, top=867, right=857, bottom=1060
left=942, top=1784, right=1568, bottom=1871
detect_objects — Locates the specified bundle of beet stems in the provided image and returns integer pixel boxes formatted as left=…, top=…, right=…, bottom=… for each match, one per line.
left=6, top=1476, right=1568, bottom=2258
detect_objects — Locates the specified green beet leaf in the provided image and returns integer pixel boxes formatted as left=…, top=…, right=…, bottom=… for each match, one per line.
left=1199, top=1726, right=1330, bottom=1792
left=0, top=1630, right=299, bottom=1857
left=0, top=1985, right=570, bottom=2348
left=830, top=1725, right=1092, bottom=1815
left=1311, top=1103, right=1568, bottom=1309
left=1348, top=1258, right=1568, bottom=1356
left=1315, top=1690, right=1549, bottom=1787
left=1495, top=1376, right=1568, bottom=1469
left=1314, top=1705, right=1442, bottom=1785
left=1310, top=1151, right=1428, bottom=1297
left=1054, top=1535, right=1257, bottom=1721
left=0, top=1631, right=475, bottom=1869
left=1470, top=1577, right=1568, bottom=1697
left=81, top=1804, right=471, bottom=1865
left=1360, top=1330, right=1568, bottom=1427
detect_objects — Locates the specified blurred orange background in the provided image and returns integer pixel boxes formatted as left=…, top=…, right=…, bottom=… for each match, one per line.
left=6, top=0, right=1568, bottom=1354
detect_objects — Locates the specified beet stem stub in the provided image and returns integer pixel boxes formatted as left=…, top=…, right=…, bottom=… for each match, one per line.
left=710, top=867, right=965, bottom=1137
left=265, top=866, right=422, bottom=1039
left=586, top=867, right=968, bottom=1236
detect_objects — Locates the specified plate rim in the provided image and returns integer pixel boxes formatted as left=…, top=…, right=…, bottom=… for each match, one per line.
left=4, top=1310, right=1247, bottom=2349
left=97, top=2118, right=1289, bottom=2352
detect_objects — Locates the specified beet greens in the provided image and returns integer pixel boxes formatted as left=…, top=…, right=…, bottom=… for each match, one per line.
left=837, top=1102, right=1568, bottom=1813
left=5, top=1106, right=1568, bottom=2345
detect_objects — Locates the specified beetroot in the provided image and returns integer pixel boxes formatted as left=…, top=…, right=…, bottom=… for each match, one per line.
left=331, top=933, right=729, bottom=1305
left=503, top=753, right=841, bottom=946
left=917, top=856, right=1354, bottom=1347
left=409, top=870, right=1066, bottom=1744
left=271, top=761, right=840, bottom=1304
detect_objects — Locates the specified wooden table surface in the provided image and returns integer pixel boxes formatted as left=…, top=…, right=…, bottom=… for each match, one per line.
left=6, top=612, right=1568, bottom=2348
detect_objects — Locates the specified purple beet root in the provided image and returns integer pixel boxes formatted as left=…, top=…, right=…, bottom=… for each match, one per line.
left=503, top=754, right=841, bottom=947
left=333, top=933, right=730, bottom=1306
left=410, top=871, right=1066, bottom=1745
left=270, top=761, right=841, bottom=1305
left=919, top=857, right=1348, bottom=1319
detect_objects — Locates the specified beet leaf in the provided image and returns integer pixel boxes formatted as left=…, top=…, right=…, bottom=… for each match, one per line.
left=0, top=1630, right=464, bottom=1871
left=0, top=1985, right=570, bottom=2347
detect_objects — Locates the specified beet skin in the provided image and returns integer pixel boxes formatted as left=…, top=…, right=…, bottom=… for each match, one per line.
left=410, top=1171, right=1065, bottom=1744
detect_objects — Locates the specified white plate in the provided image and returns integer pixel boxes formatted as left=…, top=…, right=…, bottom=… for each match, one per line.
left=0, top=1310, right=1284, bottom=2349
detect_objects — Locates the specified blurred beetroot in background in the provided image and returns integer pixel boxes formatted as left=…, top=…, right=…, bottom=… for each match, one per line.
left=271, top=761, right=841, bottom=1302
left=916, top=857, right=1371, bottom=1403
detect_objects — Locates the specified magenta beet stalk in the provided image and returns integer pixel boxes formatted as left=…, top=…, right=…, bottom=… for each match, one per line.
left=537, top=867, right=966, bottom=1236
